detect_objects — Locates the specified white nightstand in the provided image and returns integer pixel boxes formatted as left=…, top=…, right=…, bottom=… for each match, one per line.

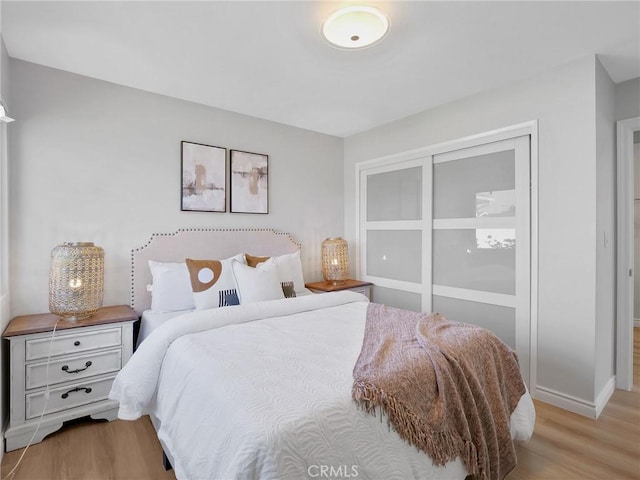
left=2, top=305, right=137, bottom=451
left=305, top=279, right=373, bottom=300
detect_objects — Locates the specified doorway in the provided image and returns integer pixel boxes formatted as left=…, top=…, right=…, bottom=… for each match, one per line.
left=616, top=116, right=640, bottom=390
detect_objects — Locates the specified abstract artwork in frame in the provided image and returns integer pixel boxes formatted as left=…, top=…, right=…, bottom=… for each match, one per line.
left=230, top=150, right=269, bottom=214
left=181, top=141, right=227, bottom=212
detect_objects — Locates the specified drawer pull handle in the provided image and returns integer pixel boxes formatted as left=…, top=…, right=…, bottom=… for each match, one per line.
left=61, top=387, right=92, bottom=399
left=74, top=341, right=81, bottom=346
left=61, top=361, right=92, bottom=374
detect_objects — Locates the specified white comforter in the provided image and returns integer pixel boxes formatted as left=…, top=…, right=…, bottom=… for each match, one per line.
left=110, top=291, right=535, bottom=480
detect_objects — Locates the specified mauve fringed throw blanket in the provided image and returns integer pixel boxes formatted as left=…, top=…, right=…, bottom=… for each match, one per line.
left=352, top=303, right=526, bottom=480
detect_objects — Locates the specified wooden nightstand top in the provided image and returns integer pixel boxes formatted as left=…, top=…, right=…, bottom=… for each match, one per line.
left=305, top=279, right=373, bottom=293
left=2, top=305, right=138, bottom=338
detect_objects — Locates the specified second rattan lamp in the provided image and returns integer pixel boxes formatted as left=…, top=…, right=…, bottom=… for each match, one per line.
left=321, top=237, right=349, bottom=285
left=49, top=242, right=104, bottom=321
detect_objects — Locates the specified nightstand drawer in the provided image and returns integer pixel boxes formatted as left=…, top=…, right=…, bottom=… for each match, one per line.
left=351, top=286, right=371, bottom=298
left=26, top=349, right=122, bottom=389
left=26, top=375, right=116, bottom=419
left=25, top=328, right=122, bottom=361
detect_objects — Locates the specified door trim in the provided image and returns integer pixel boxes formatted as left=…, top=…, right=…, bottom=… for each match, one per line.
left=616, top=116, right=640, bottom=391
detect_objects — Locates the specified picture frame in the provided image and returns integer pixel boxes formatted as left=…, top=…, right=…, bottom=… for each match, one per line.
left=230, top=149, right=269, bottom=214
left=181, top=141, right=227, bottom=212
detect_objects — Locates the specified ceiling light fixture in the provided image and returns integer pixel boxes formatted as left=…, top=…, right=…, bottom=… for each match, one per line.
left=322, top=6, right=389, bottom=50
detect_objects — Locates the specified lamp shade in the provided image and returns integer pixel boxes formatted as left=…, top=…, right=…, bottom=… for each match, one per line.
left=49, top=242, right=104, bottom=321
left=322, top=6, right=389, bottom=49
left=321, top=237, right=349, bottom=285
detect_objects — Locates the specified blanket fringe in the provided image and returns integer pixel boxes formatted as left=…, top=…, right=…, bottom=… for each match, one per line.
left=352, top=381, right=484, bottom=478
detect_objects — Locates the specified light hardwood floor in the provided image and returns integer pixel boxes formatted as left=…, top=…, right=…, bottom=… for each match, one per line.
left=2, top=329, right=639, bottom=480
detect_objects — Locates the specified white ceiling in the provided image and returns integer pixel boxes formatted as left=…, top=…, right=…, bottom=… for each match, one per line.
left=1, top=1, right=639, bottom=138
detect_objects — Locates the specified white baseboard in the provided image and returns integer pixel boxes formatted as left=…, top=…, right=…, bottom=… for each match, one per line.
left=535, top=376, right=616, bottom=419
left=634, top=318, right=640, bottom=328
left=594, top=377, right=616, bottom=418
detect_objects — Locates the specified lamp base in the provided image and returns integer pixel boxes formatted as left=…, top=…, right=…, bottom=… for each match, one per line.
left=58, top=313, right=93, bottom=323
left=51, top=305, right=101, bottom=322
left=58, top=314, right=93, bottom=322
left=328, top=280, right=346, bottom=286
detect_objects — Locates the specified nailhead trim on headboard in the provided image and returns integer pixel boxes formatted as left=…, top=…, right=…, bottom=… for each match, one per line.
left=130, top=228, right=301, bottom=313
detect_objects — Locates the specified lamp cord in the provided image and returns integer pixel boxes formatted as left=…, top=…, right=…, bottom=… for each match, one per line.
left=2, top=319, right=59, bottom=480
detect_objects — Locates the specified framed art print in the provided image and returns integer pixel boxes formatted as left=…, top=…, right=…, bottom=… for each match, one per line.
left=181, top=141, right=227, bottom=212
left=230, top=149, right=269, bottom=214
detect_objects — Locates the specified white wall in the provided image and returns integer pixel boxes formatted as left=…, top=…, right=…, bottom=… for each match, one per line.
left=9, top=59, right=344, bottom=317
left=0, top=4, right=10, bottom=455
left=344, top=55, right=606, bottom=413
left=594, top=58, right=616, bottom=401
left=0, top=41, right=10, bottom=318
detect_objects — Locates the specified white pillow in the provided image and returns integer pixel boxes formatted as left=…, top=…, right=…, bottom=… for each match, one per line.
left=232, top=258, right=285, bottom=304
left=148, top=261, right=195, bottom=312
left=185, top=253, right=246, bottom=310
left=273, top=250, right=306, bottom=294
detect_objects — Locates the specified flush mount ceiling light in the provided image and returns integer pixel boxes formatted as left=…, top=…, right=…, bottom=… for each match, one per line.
left=322, top=6, right=389, bottom=49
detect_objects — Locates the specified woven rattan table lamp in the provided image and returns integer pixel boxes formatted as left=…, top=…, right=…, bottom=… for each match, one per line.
left=49, top=242, right=104, bottom=321
left=321, top=237, right=349, bottom=285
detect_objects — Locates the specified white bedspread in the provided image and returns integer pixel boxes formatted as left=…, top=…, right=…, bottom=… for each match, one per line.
left=110, top=292, right=535, bottom=480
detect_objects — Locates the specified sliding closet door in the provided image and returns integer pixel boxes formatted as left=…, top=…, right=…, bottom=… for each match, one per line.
left=431, top=137, right=530, bottom=380
left=358, top=134, right=531, bottom=384
left=359, top=158, right=430, bottom=312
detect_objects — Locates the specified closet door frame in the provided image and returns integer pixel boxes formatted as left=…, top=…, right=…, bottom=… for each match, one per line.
left=355, top=121, right=539, bottom=394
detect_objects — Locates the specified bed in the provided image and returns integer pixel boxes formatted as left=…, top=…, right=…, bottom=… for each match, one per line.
left=111, top=229, right=535, bottom=480
left=130, top=229, right=313, bottom=347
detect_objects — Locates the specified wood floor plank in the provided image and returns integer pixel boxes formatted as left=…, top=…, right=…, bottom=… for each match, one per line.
left=510, top=327, right=640, bottom=480
left=1, top=417, right=176, bottom=480
left=2, top=329, right=639, bottom=479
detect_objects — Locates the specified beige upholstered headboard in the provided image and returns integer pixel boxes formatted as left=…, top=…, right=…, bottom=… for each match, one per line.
left=131, top=228, right=301, bottom=314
